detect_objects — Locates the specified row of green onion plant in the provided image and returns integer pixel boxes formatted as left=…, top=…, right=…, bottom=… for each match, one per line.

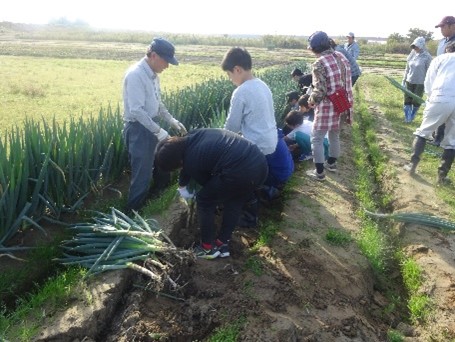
left=0, top=105, right=127, bottom=249
left=0, top=63, right=306, bottom=249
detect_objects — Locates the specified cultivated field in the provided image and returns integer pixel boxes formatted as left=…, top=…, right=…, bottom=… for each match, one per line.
left=1, top=33, right=455, bottom=342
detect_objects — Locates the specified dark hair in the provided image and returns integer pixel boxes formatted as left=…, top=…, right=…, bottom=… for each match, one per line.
left=221, top=47, right=252, bottom=71
left=286, top=91, right=300, bottom=102
left=285, top=110, right=304, bottom=126
left=154, top=136, right=186, bottom=172
left=299, top=74, right=313, bottom=88
left=291, top=68, right=303, bottom=77
left=311, top=42, right=331, bottom=54
left=297, top=94, right=310, bottom=109
left=328, top=38, right=337, bottom=49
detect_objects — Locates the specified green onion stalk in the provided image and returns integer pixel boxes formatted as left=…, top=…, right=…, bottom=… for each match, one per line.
left=364, top=210, right=455, bottom=231
left=57, top=208, right=194, bottom=290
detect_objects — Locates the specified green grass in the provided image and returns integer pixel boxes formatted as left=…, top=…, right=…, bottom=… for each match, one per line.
left=207, top=316, right=246, bottom=342
left=0, top=266, right=87, bottom=342
left=0, top=55, right=224, bottom=133
left=325, top=228, right=352, bottom=246
left=387, top=329, right=404, bottom=342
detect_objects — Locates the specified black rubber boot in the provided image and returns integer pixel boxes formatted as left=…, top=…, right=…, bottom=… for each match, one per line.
left=437, top=149, right=455, bottom=185
left=406, top=136, right=426, bottom=174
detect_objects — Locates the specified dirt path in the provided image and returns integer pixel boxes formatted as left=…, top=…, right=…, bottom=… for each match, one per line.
left=369, top=103, right=455, bottom=341
left=35, top=75, right=455, bottom=342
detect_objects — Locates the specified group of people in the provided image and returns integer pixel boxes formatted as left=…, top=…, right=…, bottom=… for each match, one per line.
left=121, top=30, right=356, bottom=259
left=403, top=15, right=455, bottom=185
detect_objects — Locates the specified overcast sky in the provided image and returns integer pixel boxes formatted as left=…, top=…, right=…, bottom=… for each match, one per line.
left=1, top=0, right=450, bottom=39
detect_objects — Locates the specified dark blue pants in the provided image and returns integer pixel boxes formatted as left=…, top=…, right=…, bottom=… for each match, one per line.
left=123, top=122, right=158, bottom=211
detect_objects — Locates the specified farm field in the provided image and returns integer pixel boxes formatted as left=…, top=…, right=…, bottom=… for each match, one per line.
left=1, top=36, right=455, bottom=342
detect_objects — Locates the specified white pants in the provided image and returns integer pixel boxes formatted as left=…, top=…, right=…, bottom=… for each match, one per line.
left=414, top=101, right=455, bottom=149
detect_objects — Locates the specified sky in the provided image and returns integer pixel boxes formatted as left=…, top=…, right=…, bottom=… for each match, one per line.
left=1, top=0, right=450, bottom=39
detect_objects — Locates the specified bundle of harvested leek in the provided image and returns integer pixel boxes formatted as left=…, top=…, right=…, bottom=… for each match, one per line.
left=384, top=76, right=425, bottom=106
left=365, top=210, right=455, bottom=231
left=57, top=208, right=193, bottom=289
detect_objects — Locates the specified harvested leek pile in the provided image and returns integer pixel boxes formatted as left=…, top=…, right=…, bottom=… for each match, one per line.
left=365, top=210, right=455, bottom=231
left=57, top=208, right=194, bottom=290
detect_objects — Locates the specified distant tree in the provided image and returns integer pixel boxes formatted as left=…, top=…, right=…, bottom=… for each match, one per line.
left=48, top=17, right=89, bottom=28
left=407, top=28, right=433, bottom=42
left=387, top=33, right=406, bottom=44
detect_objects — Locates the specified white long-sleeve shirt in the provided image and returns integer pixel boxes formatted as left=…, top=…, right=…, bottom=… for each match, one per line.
left=424, top=53, right=455, bottom=102
left=123, top=57, right=174, bottom=133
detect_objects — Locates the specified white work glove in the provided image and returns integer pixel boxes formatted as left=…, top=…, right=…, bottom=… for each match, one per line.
left=170, top=118, right=188, bottom=135
left=177, top=186, right=194, bottom=200
left=155, top=128, right=169, bottom=141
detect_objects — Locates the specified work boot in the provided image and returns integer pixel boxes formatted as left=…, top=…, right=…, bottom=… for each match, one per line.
left=405, top=136, right=426, bottom=174
left=403, top=162, right=417, bottom=175
left=437, top=149, right=455, bottom=185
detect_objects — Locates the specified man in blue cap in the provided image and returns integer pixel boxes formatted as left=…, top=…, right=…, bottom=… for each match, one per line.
left=122, top=37, right=187, bottom=212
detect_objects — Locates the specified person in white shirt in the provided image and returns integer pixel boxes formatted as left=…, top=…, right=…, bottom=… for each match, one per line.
left=404, top=41, right=455, bottom=185
left=122, top=37, right=187, bottom=211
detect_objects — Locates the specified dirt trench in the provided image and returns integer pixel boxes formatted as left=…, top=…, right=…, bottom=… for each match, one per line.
left=36, top=124, right=397, bottom=342
left=35, top=83, right=455, bottom=341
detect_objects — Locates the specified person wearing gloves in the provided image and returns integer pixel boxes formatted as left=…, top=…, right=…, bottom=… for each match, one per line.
left=154, top=128, right=268, bottom=259
left=402, top=37, right=432, bottom=123
left=122, top=37, right=187, bottom=212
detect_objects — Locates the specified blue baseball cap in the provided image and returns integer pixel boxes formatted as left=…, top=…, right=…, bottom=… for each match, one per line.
left=150, top=38, right=179, bottom=65
left=307, top=31, right=330, bottom=50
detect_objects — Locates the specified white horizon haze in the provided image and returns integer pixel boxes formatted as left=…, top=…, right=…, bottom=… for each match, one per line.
left=1, top=0, right=451, bottom=40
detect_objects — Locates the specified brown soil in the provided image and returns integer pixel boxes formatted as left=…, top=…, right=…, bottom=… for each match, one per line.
left=4, top=72, right=455, bottom=342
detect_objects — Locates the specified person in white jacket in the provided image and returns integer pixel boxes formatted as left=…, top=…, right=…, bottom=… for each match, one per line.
left=404, top=41, right=455, bottom=185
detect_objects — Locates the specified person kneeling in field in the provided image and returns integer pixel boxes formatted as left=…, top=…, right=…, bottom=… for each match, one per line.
left=154, top=128, right=268, bottom=260
left=284, top=110, right=329, bottom=162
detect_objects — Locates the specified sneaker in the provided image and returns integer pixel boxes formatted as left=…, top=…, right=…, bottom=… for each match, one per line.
left=193, top=245, right=220, bottom=260
left=215, top=239, right=230, bottom=258
left=299, top=154, right=313, bottom=162
left=403, top=162, right=416, bottom=175
left=323, top=161, right=338, bottom=172
left=306, top=169, right=326, bottom=181
left=218, top=244, right=230, bottom=258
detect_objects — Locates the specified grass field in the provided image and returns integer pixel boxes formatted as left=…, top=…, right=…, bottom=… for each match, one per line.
left=0, top=54, right=225, bottom=133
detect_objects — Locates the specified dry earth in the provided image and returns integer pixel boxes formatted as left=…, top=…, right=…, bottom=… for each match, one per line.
left=5, top=72, right=455, bottom=342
